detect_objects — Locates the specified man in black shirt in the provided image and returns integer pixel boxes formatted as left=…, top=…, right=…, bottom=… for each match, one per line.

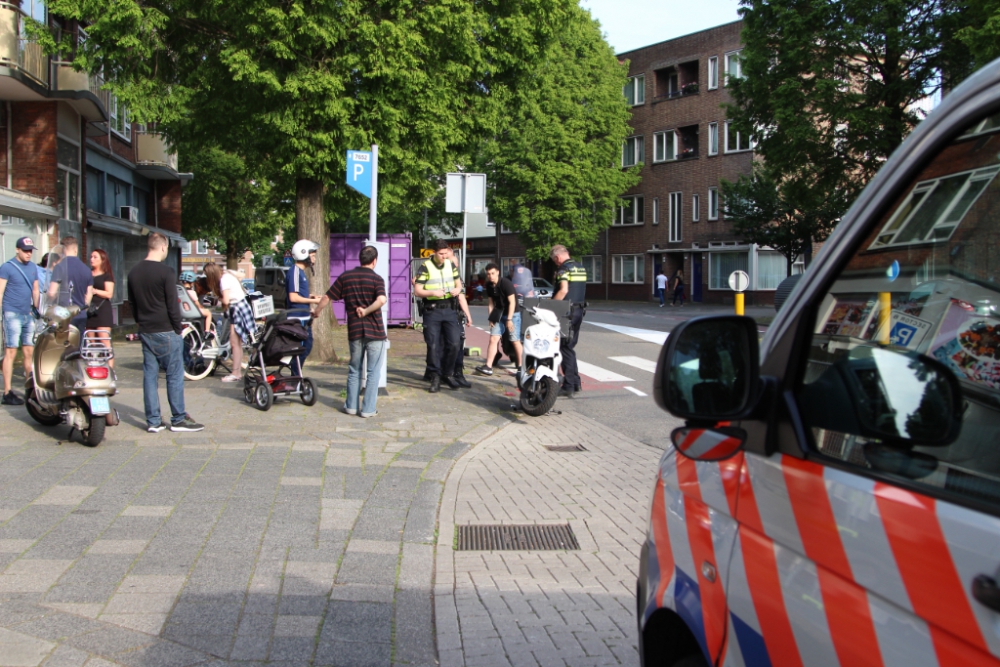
left=127, top=233, right=203, bottom=433
left=474, top=263, right=522, bottom=376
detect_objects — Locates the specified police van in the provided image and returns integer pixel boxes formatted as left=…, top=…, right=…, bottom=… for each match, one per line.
left=638, top=62, right=1000, bottom=665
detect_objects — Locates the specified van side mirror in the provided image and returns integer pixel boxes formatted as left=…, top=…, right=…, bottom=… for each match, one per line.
left=654, top=316, right=760, bottom=421
left=671, top=425, right=747, bottom=461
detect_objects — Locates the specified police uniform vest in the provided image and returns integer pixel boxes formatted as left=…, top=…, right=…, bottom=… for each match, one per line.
left=557, top=260, right=587, bottom=304
left=421, top=258, right=456, bottom=300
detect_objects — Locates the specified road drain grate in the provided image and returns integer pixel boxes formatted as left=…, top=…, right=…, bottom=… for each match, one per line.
left=543, top=444, right=587, bottom=452
left=457, top=524, right=580, bottom=551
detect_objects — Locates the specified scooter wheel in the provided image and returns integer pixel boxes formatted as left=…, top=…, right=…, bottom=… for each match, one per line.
left=83, top=416, right=105, bottom=447
left=253, top=382, right=273, bottom=411
left=300, top=378, right=318, bottom=406
left=520, top=377, right=559, bottom=417
left=25, top=388, right=61, bottom=426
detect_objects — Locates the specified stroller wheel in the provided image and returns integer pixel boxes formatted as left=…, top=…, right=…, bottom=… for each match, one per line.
left=300, top=378, right=318, bottom=406
left=253, top=381, right=273, bottom=411
left=243, top=376, right=255, bottom=404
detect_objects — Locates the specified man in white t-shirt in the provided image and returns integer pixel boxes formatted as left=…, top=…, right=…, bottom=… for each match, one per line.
left=656, top=268, right=668, bottom=307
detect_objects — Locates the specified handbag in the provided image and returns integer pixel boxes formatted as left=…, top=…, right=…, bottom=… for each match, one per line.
left=87, top=297, right=105, bottom=319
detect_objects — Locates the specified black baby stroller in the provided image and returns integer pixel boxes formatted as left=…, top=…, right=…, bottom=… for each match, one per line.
left=243, top=312, right=318, bottom=411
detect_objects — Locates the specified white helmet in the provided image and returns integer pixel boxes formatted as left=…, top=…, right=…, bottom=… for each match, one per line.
left=291, top=239, right=319, bottom=262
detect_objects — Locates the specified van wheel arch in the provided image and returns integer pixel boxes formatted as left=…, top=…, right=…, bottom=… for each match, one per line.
left=640, top=607, right=709, bottom=667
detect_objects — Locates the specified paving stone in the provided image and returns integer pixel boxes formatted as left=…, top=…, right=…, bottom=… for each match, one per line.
left=0, top=627, right=57, bottom=667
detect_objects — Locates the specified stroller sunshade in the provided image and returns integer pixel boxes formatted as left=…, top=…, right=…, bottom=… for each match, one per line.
left=262, top=320, right=309, bottom=365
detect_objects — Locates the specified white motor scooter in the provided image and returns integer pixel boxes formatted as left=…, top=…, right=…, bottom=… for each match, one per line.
left=518, top=305, right=563, bottom=416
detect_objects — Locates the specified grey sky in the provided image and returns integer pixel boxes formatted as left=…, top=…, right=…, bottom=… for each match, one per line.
left=580, top=0, right=743, bottom=54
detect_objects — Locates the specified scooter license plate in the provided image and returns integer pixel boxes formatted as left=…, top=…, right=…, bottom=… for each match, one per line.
left=90, top=396, right=110, bottom=415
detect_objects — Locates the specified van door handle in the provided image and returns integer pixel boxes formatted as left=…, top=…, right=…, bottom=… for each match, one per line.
left=972, top=575, right=1000, bottom=612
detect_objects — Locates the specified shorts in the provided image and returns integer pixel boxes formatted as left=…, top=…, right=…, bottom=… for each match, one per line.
left=489, top=312, right=521, bottom=341
left=3, top=312, right=35, bottom=348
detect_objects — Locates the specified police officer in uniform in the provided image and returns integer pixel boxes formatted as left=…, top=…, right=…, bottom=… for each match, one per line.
left=550, top=244, right=587, bottom=398
left=414, top=240, right=467, bottom=393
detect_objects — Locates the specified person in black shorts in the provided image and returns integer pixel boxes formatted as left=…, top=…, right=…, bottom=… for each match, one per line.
left=86, top=248, right=115, bottom=368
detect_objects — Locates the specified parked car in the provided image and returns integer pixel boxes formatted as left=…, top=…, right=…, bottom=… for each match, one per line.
left=241, top=278, right=257, bottom=293
left=532, top=277, right=554, bottom=299
left=254, top=266, right=287, bottom=309
left=638, top=62, right=1000, bottom=666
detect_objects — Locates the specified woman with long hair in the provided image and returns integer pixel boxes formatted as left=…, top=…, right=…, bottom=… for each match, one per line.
left=86, top=248, right=115, bottom=367
left=204, top=262, right=253, bottom=382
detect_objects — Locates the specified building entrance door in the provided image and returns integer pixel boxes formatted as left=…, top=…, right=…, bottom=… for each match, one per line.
left=692, top=257, right=703, bottom=302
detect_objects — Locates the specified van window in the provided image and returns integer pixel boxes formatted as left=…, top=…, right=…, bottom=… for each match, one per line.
left=264, top=271, right=275, bottom=286
left=796, top=110, right=1000, bottom=512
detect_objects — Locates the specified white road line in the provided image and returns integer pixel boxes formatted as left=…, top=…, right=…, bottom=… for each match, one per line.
left=609, top=356, right=658, bottom=374
left=625, top=386, right=648, bottom=397
left=577, top=360, right=634, bottom=383
left=586, top=321, right=668, bottom=345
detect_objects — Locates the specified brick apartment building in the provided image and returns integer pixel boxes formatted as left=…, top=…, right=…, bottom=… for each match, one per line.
left=497, top=20, right=801, bottom=304
left=180, top=241, right=255, bottom=279
left=0, top=1, right=189, bottom=323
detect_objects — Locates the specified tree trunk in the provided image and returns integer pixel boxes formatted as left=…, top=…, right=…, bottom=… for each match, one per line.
left=296, top=177, right=337, bottom=362
left=226, top=238, right=240, bottom=270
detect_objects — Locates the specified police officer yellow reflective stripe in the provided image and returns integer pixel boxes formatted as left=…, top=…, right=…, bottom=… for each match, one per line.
left=417, top=258, right=458, bottom=300
left=555, top=259, right=587, bottom=304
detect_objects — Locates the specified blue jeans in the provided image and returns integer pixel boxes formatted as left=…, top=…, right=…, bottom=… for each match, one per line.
left=346, top=337, right=386, bottom=416
left=140, top=332, right=186, bottom=427
left=293, top=320, right=313, bottom=375
left=3, top=312, right=35, bottom=348
left=657, top=287, right=666, bottom=306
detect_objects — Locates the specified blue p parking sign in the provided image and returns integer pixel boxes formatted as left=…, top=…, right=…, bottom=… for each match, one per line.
left=346, top=151, right=373, bottom=198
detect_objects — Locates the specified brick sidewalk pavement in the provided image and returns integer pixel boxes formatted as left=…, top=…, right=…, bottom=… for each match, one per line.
left=434, top=411, right=663, bottom=667
left=0, top=329, right=516, bottom=667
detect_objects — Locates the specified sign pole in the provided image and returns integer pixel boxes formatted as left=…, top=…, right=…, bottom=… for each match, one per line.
left=368, top=144, right=378, bottom=242
left=461, top=176, right=468, bottom=281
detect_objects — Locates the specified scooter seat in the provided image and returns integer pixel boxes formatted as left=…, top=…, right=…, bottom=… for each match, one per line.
left=61, top=348, right=81, bottom=362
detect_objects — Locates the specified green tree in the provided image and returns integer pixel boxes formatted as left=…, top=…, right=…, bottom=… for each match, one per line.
left=956, top=0, right=1000, bottom=68
left=724, top=0, right=975, bottom=269
left=476, top=6, right=639, bottom=260
left=43, top=0, right=574, bottom=360
left=179, top=146, right=285, bottom=271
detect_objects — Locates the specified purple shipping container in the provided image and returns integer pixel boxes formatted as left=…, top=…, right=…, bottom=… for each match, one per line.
left=329, top=233, right=412, bottom=327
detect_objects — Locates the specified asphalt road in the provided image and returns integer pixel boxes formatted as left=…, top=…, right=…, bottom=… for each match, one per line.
left=468, top=300, right=774, bottom=450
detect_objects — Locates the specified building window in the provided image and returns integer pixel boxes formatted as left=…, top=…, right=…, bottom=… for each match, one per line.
left=613, top=255, right=645, bottom=284
left=196, top=240, right=208, bottom=254
left=181, top=242, right=191, bottom=256
left=582, top=255, right=602, bottom=283
left=652, top=197, right=659, bottom=225
left=617, top=195, right=644, bottom=225
left=653, top=131, right=677, bottom=162
left=708, top=122, right=719, bottom=155
left=725, top=121, right=753, bottom=153
left=108, top=96, right=131, bottom=141
left=624, top=75, right=645, bottom=106
left=501, top=257, right=525, bottom=274
left=724, top=50, right=743, bottom=85
left=622, top=136, right=644, bottom=167
left=692, top=194, right=700, bottom=222
left=708, top=187, right=719, bottom=220
left=708, top=56, right=719, bottom=90
left=499, top=223, right=513, bottom=234
left=710, top=251, right=749, bottom=289
left=757, top=251, right=789, bottom=290
left=869, top=166, right=999, bottom=249
left=56, top=137, right=80, bottom=222
left=668, top=192, right=682, bottom=242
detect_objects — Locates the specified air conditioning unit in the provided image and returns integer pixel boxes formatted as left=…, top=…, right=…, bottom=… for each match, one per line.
left=120, top=206, right=138, bottom=222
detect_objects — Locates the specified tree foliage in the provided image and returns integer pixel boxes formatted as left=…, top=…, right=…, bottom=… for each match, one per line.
left=475, top=6, right=639, bottom=260
left=178, top=146, right=285, bottom=270
left=956, top=0, right=1000, bottom=69
left=724, top=0, right=976, bottom=267
left=44, top=0, right=575, bottom=359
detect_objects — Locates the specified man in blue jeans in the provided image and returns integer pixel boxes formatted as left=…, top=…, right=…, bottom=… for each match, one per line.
left=127, top=233, right=203, bottom=433
left=314, top=245, right=387, bottom=417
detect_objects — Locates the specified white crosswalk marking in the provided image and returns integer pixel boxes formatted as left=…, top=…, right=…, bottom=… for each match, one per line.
left=586, top=321, right=668, bottom=345
left=609, top=356, right=657, bottom=373
left=625, top=386, right=648, bottom=397
left=576, top=360, right=634, bottom=383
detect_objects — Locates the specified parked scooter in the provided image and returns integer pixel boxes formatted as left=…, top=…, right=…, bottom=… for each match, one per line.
left=25, top=305, right=119, bottom=446
left=518, top=305, right=563, bottom=416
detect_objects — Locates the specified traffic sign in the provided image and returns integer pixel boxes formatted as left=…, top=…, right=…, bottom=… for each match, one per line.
left=728, top=270, right=749, bottom=292
left=346, top=150, right=373, bottom=198
left=445, top=173, right=487, bottom=213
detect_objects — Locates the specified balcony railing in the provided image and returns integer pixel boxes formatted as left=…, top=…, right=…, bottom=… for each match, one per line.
left=136, top=131, right=179, bottom=172
left=0, top=3, right=49, bottom=86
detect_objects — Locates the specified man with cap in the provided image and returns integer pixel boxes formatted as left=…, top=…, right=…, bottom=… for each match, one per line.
left=550, top=244, right=588, bottom=399
left=0, top=237, right=40, bottom=405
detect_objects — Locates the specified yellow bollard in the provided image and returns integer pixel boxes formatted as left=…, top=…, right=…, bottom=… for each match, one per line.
left=878, top=292, right=892, bottom=345
left=735, top=292, right=745, bottom=316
